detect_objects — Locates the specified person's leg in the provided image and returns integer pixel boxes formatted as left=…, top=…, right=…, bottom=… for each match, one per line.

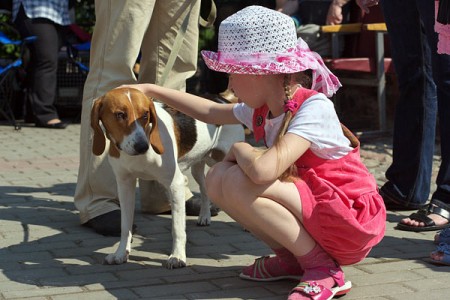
left=74, top=0, right=155, bottom=233
left=428, top=0, right=450, bottom=207
left=137, top=0, right=201, bottom=214
left=399, top=0, right=450, bottom=229
left=14, top=8, right=62, bottom=126
left=206, top=162, right=313, bottom=254
left=380, top=0, right=437, bottom=209
left=207, top=161, right=305, bottom=281
left=206, top=162, right=347, bottom=297
left=139, top=0, right=200, bottom=89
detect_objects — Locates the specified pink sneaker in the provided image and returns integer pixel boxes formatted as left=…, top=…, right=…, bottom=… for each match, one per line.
left=288, top=266, right=352, bottom=300
left=239, top=255, right=303, bottom=282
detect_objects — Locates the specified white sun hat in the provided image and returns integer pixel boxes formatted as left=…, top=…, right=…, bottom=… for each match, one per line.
left=201, top=5, right=341, bottom=97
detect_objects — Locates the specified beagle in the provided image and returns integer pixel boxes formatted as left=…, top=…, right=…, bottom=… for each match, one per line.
left=91, top=87, right=244, bottom=269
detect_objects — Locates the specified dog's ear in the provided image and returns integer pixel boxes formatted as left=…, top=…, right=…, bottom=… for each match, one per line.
left=91, top=97, right=106, bottom=156
left=147, top=98, right=165, bottom=154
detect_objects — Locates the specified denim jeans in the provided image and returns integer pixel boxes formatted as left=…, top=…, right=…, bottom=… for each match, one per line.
left=380, top=0, right=450, bottom=206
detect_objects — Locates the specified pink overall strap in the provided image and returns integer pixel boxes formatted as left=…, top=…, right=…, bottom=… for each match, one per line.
left=252, top=88, right=318, bottom=144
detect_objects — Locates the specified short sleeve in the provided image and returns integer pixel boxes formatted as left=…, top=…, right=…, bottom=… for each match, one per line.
left=287, top=95, right=353, bottom=159
left=233, top=103, right=254, bottom=130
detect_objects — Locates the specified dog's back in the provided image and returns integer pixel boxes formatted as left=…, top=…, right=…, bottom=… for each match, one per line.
left=159, top=102, right=244, bottom=171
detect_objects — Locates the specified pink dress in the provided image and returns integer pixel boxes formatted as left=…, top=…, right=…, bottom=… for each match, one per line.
left=436, top=0, right=450, bottom=55
left=252, top=89, right=386, bottom=265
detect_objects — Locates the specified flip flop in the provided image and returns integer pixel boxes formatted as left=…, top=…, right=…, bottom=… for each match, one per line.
left=424, top=243, right=450, bottom=266
left=396, top=199, right=450, bottom=232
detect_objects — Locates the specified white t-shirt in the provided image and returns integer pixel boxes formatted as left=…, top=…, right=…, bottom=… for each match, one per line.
left=233, top=93, right=353, bottom=159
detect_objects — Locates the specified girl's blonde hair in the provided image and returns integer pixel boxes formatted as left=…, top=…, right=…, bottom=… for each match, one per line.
left=274, top=71, right=312, bottom=182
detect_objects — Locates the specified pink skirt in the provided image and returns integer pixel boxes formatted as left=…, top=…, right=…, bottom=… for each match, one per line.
left=295, top=172, right=386, bottom=266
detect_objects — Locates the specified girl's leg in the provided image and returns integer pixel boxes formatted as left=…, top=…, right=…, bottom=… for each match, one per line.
left=206, top=162, right=308, bottom=281
left=206, top=162, right=315, bottom=256
left=206, top=162, right=350, bottom=298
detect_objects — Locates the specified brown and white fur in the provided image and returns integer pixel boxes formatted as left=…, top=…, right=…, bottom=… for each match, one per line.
left=91, top=87, right=244, bottom=268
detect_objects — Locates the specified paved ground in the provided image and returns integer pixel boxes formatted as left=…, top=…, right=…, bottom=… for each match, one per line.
left=0, top=122, right=449, bottom=300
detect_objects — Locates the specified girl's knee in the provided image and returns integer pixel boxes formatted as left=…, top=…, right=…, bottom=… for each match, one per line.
left=205, top=162, right=230, bottom=203
left=205, top=162, right=243, bottom=205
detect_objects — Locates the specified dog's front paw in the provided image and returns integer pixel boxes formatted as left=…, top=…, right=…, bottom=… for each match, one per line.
left=197, top=213, right=211, bottom=226
left=104, top=251, right=129, bottom=265
left=197, top=205, right=211, bottom=226
left=165, top=255, right=186, bottom=269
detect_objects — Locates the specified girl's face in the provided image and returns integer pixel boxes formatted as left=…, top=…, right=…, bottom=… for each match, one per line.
left=228, top=73, right=285, bottom=109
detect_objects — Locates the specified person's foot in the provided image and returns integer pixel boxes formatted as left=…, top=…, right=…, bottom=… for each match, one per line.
left=160, top=195, right=220, bottom=216
left=239, top=255, right=303, bottom=281
left=379, top=181, right=425, bottom=211
left=185, top=196, right=220, bottom=217
left=83, top=210, right=137, bottom=236
left=430, top=248, right=446, bottom=262
left=396, top=199, right=450, bottom=232
left=401, top=214, right=448, bottom=228
left=287, top=266, right=351, bottom=300
left=36, top=118, right=68, bottom=129
left=428, top=243, right=450, bottom=266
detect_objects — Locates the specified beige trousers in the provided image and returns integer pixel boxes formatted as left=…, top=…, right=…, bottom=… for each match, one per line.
left=74, top=0, right=201, bottom=224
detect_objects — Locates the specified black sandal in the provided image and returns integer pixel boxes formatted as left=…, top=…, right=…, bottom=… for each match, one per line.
left=396, top=199, right=450, bottom=232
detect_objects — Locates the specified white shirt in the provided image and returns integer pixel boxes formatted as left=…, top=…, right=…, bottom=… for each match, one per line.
left=233, top=93, right=353, bottom=159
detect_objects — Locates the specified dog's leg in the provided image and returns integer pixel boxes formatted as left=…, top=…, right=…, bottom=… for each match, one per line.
left=104, top=176, right=136, bottom=265
left=190, top=161, right=211, bottom=226
left=165, top=174, right=187, bottom=269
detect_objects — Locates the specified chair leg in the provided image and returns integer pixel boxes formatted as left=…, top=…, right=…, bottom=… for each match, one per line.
left=375, top=31, right=387, bottom=132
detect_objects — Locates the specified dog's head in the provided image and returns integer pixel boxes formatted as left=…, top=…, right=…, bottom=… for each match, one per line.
left=90, top=87, right=165, bottom=158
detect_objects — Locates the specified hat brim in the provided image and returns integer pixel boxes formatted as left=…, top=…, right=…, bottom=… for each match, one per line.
left=201, top=50, right=306, bottom=75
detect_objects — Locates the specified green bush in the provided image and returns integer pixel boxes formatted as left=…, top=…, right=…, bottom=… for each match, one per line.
left=72, top=0, right=95, bottom=35
left=0, top=13, right=21, bottom=60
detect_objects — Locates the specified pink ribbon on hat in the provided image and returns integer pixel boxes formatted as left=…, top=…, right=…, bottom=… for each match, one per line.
left=278, top=38, right=341, bottom=98
left=214, top=39, right=341, bottom=97
left=203, top=38, right=341, bottom=97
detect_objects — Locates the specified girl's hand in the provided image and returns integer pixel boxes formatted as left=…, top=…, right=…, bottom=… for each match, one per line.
left=115, top=83, right=238, bottom=125
left=225, top=142, right=255, bottom=163
left=117, top=83, right=151, bottom=94
left=223, top=146, right=237, bottom=163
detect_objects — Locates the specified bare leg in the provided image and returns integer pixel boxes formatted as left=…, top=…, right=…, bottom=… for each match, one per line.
left=206, top=161, right=316, bottom=256
left=207, top=162, right=349, bottom=299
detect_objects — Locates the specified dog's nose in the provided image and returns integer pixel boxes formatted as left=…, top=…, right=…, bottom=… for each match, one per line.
left=134, top=141, right=149, bottom=154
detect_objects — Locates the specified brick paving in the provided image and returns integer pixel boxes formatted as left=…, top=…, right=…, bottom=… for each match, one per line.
left=0, top=123, right=449, bottom=300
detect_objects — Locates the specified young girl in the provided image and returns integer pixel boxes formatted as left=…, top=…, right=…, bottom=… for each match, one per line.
left=124, top=6, right=386, bottom=300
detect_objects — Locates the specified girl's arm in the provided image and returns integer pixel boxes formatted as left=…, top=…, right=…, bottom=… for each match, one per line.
left=123, top=83, right=240, bottom=125
left=228, top=133, right=311, bottom=184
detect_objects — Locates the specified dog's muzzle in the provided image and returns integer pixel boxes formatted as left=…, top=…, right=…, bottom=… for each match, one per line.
left=134, top=138, right=149, bottom=154
left=121, top=127, right=150, bottom=155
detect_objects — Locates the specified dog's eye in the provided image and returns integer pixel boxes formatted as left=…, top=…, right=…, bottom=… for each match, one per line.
left=116, top=112, right=126, bottom=120
left=142, top=111, right=149, bottom=120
